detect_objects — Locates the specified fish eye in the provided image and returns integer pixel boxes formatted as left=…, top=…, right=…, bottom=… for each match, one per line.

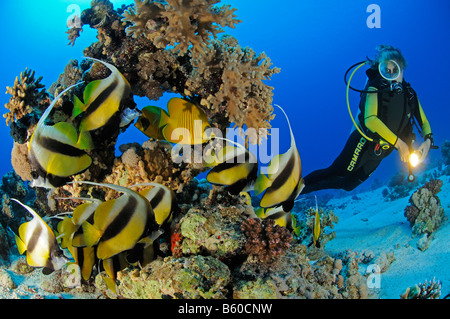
left=31, top=171, right=38, bottom=179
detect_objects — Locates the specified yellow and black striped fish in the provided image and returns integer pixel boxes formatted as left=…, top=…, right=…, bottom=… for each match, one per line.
left=73, top=58, right=139, bottom=135
left=134, top=105, right=165, bottom=140
left=28, top=83, right=94, bottom=189
left=72, top=181, right=158, bottom=260
left=206, top=138, right=259, bottom=195
left=12, top=199, right=69, bottom=274
left=56, top=197, right=102, bottom=281
left=131, top=182, right=178, bottom=227
left=255, top=206, right=292, bottom=229
left=254, top=105, right=304, bottom=211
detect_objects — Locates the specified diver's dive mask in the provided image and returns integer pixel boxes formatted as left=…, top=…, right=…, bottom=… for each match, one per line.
left=378, top=59, right=403, bottom=94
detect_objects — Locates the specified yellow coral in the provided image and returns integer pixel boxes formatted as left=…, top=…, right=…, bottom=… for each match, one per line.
left=4, top=68, right=48, bottom=126
left=122, top=0, right=241, bottom=55
left=187, top=40, right=280, bottom=144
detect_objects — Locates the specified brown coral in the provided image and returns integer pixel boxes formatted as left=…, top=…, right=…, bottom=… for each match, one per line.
left=400, top=278, right=442, bottom=299
left=404, top=179, right=446, bottom=235
left=241, top=218, right=293, bottom=264
left=122, top=0, right=241, bottom=55
left=4, top=68, right=49, bottom=126
left=187, top=39, right=280, bottom=143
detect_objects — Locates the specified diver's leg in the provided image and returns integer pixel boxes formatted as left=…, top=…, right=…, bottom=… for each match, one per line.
left=302, top=130, right=365, bottom=194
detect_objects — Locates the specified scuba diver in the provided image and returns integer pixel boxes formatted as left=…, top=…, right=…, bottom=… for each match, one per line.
left=302, top=45, right=436, bottom=194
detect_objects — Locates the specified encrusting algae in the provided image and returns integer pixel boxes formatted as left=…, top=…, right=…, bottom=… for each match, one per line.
left=1, top=0, right=446, bottom=300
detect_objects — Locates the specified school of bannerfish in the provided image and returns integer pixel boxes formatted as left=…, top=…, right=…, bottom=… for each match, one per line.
left=11, top=57, right=316, bottom=293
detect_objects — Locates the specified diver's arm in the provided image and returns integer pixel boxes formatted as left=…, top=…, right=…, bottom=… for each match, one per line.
left=363, top=88, right=399, bottom=146
left=416, top=99, right=433, bottom=162
left=364, top=88, right=409, bottom=162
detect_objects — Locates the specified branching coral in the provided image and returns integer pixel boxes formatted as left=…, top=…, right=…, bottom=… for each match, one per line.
left=122, top=0, right=241, bottom=55
left=400, top=278, right=442, bottom=299
left=187, top=39, right=280, bottom=143
left=4, top=68, right=49, bottom=127
left=404, top=179, right=445, bottom=236
left=241, top=218, right=293, bottom=264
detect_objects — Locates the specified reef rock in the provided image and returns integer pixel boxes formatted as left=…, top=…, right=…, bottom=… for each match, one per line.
left=404, top=179, right=446, bottom=237
left=111, top=255, right=231, bottom=299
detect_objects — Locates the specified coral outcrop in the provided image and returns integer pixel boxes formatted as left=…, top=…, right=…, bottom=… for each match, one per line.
left=3, top=68, right=49, bottom=128
left=74, top=0, right=279, bottom=144
left=122, top=0, right=241, bottom=55
left=404, top=179, right=446, bottom=236
left=240, top=218, right=293, bottom=264
left=400, top=278, right=442, bottom=299
left=109, top=255, right=232, bottom=299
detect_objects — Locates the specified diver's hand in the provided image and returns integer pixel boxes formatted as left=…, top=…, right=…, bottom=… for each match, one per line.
left=418, top=139, right=431, bottom=162
left=395, top=138, right=410, bottom=163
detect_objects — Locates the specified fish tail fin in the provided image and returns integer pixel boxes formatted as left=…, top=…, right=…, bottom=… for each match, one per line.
left=81, top=222, right=102, bottom=247
left=72, top=95, right=86, bottom=118
left=253, top=173, right=272, bottom=196
left=274, top=104, right=296, bottom=147
left=15, top=235, right=27, bottom=255
left=76, top=130, right=94, bottom=150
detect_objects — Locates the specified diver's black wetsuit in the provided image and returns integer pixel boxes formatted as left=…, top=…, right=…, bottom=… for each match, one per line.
left=302, top=69, right=432, bottom=194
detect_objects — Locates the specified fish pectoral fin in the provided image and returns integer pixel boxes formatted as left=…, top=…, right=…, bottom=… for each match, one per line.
left=76, top=130, right=94, bottom=150
left=15, top=235, right=27, bottom=255
left=72, top=95, right=86, bottom=118
left=253, top=173, right=272, bottom=196
left=81, top=222, right=102, bottom=247
left=255, top=207, right=266, bottom=218
left=158, top=109, right=171, bottom=128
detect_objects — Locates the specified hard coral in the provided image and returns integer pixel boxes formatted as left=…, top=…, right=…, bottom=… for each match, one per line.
left=400, top=278, right=442, bottom=299
left=122, top=0, right=241, bottom=55
left=4, top=68, right=49, bottom=126
left=241, top=218, right=293, bottom=264
left=187, top=39, right=280, bottom=143
left=404, top=179, right=446, bottom=236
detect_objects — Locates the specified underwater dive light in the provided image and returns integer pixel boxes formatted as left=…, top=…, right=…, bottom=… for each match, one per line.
left=409, top=150, right=422, bottom=168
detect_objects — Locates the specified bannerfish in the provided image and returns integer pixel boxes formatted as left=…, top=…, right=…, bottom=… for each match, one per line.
left=253, top=104, right=304, bottom=211
left=131, top=182, right=178, bottom=227
left=56, top=197, right=102, bottom=280
left=12, top=199, right=68, bottom=274
left=206, top=137, right=258, bottom=195
left=72, top=58, right=138, bottom=134
left=28, top=83, right=94, bottom=189
left=134, top=105, right=165, bottom=140
left=255, top=206, right=292, bottom=229
left=159, top=97, right=210, bottom=145
left=71, top=181, right=158, bottom=260
left=312, top=196, right=321, bottom=248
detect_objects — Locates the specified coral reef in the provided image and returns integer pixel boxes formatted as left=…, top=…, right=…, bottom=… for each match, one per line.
left=3, top=68, right=49, bottom=127
left=240, top=218, right=293, bottom=264
left=293, top=206, right=338, bottom=259
left=122, top=0, right=241, bottom=55
left=400, top=278, right=442, bottom=299
left=404, top=179, right=446, bottom=236
left=109, top=255, right=232, bottom=299
left=76, top=0, right=279, bottom=144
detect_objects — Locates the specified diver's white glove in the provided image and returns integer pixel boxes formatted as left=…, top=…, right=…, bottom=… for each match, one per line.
left=395, top=138, right=410, bottom=163
left=418, top=139, right=431, bottom=163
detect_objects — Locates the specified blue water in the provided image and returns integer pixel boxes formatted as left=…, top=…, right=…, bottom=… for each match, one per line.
left=1, top=0, right=449, bottom=191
